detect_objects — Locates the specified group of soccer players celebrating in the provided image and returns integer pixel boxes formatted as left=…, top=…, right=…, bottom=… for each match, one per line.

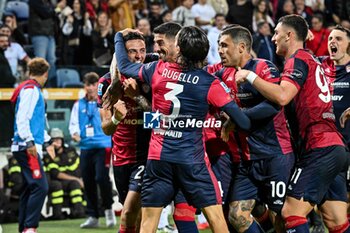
left=98, top=13, right=350, bottom=233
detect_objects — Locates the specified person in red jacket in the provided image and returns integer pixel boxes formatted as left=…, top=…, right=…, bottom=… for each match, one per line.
left=306, top=13, right=330, bottom=56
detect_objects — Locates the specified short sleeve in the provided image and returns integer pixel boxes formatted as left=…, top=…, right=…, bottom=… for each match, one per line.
left=281, top=57, right=309, bottom=90
left=256, top=60, right=280, bottom=84
left=207, top=79, right=233, bottom=108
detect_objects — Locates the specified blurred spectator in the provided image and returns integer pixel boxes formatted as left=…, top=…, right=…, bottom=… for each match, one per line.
left=207, top=13, right=227, bottom=64
left=148, top=1, right=164, bottom=31
left=108, top=0, right=135, bottom=32
left=294, top=0, right=313, bottom=24
left=164, top=0, right=182, bottom=10
left=61, top=0, right=93, bottom=65
left=172, top=0, right=195, bottom=26
left=252, top=0, right=275, bottom=33
left=69, top=72, right=116, bottom=229
left=252, top=20, right=276, bottom=64
left=306, top=13, right=330, bottom=56
left=226, top=0, right=255, bottom=33
left=208, top=0, right=229, bottom=15
left=276, top=0, right=294, bottom=20
left=305, top=0, right=325, bottom=13
left=137, top=18, right=154, bottom=53
left=28, top=0, right=57, bottom=86
left=91, top=11, right=114, bottom=66
left=0, top=34, right=16, bottom=88
left=0, top=34, right=15, bottom=148
left=161, top=10, right=173, bottom=23
left=340, top=19, right=350, bottom=30
left=191, top=0, right=216, bottom=33
left=85, top=0, right=108, bottom=22
left=44, top=128, right=85, bottom=220
left=2, top=13, right=27, bottom=45
left=0, top=25, right=31, bottom=80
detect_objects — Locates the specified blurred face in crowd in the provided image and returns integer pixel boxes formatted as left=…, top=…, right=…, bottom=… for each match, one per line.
left=218, top=34, right=242, bottom=67
left=125, top=39, right=146, bottom=63
left=150, top=4, right=162, bottom=17
left=4, top=16, right=15, bottom=28
left=52, top=138, right=63, bottom=150
left=0, top=35, right=9, bottom=50
left=259, top=22, right=271, bottom=36
left=0, top=27, right=11, bottom=37
left=73, top=0, right=81, bottom=13
left=294, top=0, right=305, bottom=10
left=97, top=12, right=109, bottom=27
left=84, top=82, right=98, bottom=100
left=154, top=33, right=177, bottom=62
left=272, top=22, right=289, bottom=57
left=183, top=0, right=194, bottom=9
left=328, top=29, right=350, bottom=65
left=257, top=0, right=267, bottom=13
left=311, top=17, right=323, bottom=32
left=162, top=12, right=172, bottom=23
left=137, top=19, right=151, bottom=35
left=215, top=16, right=226, bottom=30
left=283, top=0, right=294, bottom=14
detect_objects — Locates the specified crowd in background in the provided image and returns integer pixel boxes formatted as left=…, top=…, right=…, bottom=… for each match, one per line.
left=0, top=0, right=349, bottom=88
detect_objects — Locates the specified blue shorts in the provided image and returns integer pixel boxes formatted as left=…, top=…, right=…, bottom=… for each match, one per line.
left=287, top=145, right=348, bottom=205
left=230, top=153, right=295, bottom=213
left=141, top=160, right=222, bottom=209
left=209, top=153, right=237, bottom=206
left=113, top=161, right=146, bottom=204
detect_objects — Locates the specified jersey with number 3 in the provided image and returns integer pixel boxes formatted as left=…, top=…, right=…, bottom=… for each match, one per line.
left=281, top=49, right=344, bottom=153
left=138, top=60, right=234, bottom=164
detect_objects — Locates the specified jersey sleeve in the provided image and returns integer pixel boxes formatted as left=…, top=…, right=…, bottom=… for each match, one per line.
left=207, top=79, right=233, bottom=108
left=256, top=60, right=280, bottom=84
left=281, top=57, right=309, bottom=90
left=139, top=61, right=158, bottom=85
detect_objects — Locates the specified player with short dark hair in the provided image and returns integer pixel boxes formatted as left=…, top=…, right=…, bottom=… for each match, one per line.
left=236, top=14, right=349, bottom=233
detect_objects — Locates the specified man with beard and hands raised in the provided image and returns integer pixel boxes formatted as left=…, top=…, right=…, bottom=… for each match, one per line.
left=236, top=14, right=350, bottom=233
left=114, top=26, right=251, bottom=233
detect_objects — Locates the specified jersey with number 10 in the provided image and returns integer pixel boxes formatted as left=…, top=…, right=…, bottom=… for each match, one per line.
left=138, top=60, right=234, bottom=164
left=281, top=49, right=343, bottom=153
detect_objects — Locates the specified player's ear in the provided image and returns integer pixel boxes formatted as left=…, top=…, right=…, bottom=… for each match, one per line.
left=239, top=42, right=245, bottom=54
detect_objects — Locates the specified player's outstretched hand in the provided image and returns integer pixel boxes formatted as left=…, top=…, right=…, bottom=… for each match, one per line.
left=235, top=67, right=251, bottom=85
left=123, top=79, right=140, bottom=98
left=221, top=119, right=235, bottom=142
left=340, top=107, right=350, bottom=128
left=113, top=100, right=128, bottom=121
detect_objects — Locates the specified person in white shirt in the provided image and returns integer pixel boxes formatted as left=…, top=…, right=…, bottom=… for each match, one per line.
left=207, top=13, right=227, bottom=64
left=0, top=25, right=30, bottom=80
left=172, top=0, right=196, bottom=26
left=191, top=0, right=216, bottom=33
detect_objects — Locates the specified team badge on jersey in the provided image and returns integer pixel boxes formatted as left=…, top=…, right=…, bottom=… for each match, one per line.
left=97, top=83, right=103, bottom=96
left=143, top=110, right=161, bottom=129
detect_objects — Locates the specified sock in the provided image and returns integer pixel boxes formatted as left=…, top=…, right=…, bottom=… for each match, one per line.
left=285, top=216, right=309, bottom=233
left=246, top=220, right=265, bottom=233
left=329, top=221, right=350, bottom=233
left=173, top=203, right=198, bottom=233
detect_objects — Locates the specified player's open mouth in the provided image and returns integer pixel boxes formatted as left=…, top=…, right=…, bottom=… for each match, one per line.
left=330, top=45, right=337, bottom=55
